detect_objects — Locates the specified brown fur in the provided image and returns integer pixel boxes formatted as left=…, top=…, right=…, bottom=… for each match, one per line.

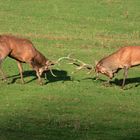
left=95, top=46, right=140, bottom=88
left=0, top=34, right=52, bottom=84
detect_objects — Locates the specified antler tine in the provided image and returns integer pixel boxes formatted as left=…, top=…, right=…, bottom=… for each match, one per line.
left=87, top=66, right=94, bottom=75
left=68, top=58, right=94, bottom=74
left=49, top=68, right=57, bottom=77
left=68, top=53, right=73, bottom=58
left=47, top=65, right=57, bottom=77
left=56, top=54, right=73, bottom=63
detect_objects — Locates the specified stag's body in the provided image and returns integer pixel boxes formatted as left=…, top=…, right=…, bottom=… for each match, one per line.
left=95, top=46, right=140, bottom=88
left=0, top=34, right=52, bottom=84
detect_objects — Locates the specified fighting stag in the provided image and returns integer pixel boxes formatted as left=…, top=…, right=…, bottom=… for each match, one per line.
left=0, top=34, right=55, bottom=84
left=95, top=46, right=140, bottom=88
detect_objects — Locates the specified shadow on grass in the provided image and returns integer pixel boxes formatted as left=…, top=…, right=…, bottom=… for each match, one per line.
left=6, top=69, right=71, bottom=85
left=82, top=77, right=140, bottom=88
left=110, top=77, right=140, bottom=89
left=111, top=77, right=140, bottom=86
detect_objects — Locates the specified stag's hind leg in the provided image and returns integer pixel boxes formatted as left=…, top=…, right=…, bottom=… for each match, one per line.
left=0, top=54, right=8, bottom=81
left=0, top=62, right=7, bottom=81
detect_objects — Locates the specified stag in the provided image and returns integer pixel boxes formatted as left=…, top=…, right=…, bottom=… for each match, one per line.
left=95, top=46, right=140, bottom=88
left=0, top=34, right=54, bottom=84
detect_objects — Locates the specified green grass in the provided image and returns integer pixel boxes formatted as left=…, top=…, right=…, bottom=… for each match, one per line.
left=0, top=0, right=140, bottom=139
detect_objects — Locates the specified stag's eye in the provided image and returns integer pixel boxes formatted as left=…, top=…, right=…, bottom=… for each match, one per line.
left=51, top=63, right=54, bottom=66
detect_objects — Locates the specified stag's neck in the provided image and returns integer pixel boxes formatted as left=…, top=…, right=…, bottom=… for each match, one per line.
left=100, top=53, right=120, bottom=72
left=33, top=50, right=48, bottom=67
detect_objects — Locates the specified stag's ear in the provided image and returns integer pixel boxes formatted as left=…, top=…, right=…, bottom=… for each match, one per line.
left=95, top=60, right=98, bottom=65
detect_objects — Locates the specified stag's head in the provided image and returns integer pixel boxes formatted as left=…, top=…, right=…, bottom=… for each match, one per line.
left=38, top=60, right=55, bottom=76
left=95, top=62, right=113, bottom=79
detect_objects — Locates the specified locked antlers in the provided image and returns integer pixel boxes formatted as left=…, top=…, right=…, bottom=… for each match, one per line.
left=57, top=54, right=94, bottom=74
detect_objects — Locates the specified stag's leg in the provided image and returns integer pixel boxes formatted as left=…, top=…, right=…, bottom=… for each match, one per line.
left=95, top=72, right=99, bottom=80
left=122, top=66, right=129, bottom=89
left=29, top=62, right=43, bottom=85
left=0, top=63, right=7, bottom=81
left=103, top=78, right=112, bottom=87
left=44, top=72, right=47, bottom=80
left=35, top=69, right=43, bottom=85
left=0, top=54, right=8, bottom=81
left=17, top=61, right=25, bottom=84
left=107, top=78, right=111, bottom=84
left=36, top=71, right=43, bottom=85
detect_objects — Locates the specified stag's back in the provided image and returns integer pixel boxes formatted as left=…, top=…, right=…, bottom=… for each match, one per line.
left=97, top=46, right=140, bottom=71
left=0, top=35, right=47, bottom=66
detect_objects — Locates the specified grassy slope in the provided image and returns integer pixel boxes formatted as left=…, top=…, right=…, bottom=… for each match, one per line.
left=0, top=0, right=140, bottom=139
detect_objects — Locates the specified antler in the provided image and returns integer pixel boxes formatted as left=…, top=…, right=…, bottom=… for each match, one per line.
left=57, top=54, right=94, bottom=74
left=56, top=54, right=73, bottom=63
left=46, top=61, right=57, bottom=77
left=49, top=68, right=57, bottom=77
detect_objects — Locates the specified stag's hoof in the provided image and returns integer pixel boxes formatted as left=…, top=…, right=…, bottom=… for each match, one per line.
left=38, top=80, right=44, bottom=85
left=21, top=80, right=25, bottom=84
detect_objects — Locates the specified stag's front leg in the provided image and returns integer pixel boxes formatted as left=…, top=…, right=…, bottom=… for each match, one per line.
left=35, top=69, right=43, bottom=85
left=102, top=78, right=112, bottom=87
left=30, top=62, right=43, bottom=85
left=17, top=61, right=25, bottom=84
left=95, top=72, right=99, bottom=80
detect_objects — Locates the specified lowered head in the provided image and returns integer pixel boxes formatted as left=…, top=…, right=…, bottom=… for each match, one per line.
left=95, top=63, right=114, bottom=79
left=38, top=60, right=55, bottom=76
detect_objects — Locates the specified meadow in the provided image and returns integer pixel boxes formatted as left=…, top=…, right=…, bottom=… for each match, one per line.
left=0, top=0, right=140, bottom=139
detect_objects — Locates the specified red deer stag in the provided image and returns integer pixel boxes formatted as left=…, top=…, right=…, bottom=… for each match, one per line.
left=0, top=34, right=53, bottom=84
left=95, top=46, right=140, bottom=88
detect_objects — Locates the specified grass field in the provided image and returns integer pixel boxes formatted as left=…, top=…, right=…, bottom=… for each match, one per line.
left=0, top=0, right=140, bottom=140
